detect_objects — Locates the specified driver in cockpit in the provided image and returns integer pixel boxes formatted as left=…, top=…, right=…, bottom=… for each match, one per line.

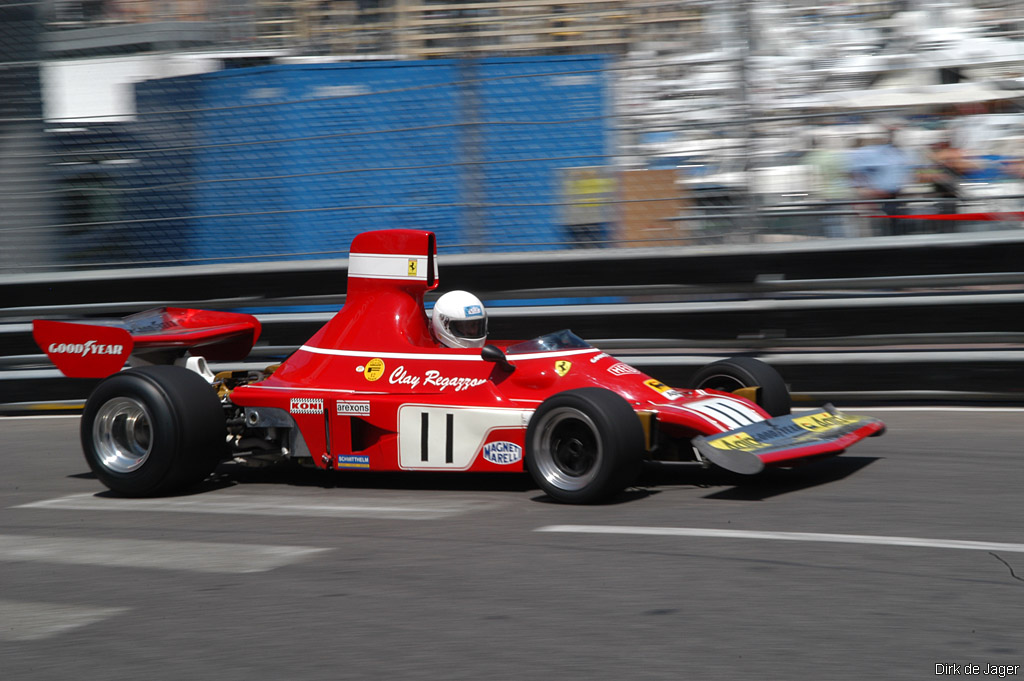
left=430, top=290, right=488, bottom=349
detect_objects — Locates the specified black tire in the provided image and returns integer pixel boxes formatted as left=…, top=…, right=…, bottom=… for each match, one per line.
left=525, top=388, right=644, bottom=504
left=690, top=356, right=791, bottom=417
left=81, top=365, right=226, bottom=496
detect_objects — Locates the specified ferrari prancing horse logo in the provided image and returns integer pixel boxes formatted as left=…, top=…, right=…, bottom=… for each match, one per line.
left=554, top=360, right=572, bottom=377
left=407, top=259, right=418, bottom=276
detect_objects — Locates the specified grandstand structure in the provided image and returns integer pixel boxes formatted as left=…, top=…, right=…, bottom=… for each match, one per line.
left=44, top=1, right=704, bottom=58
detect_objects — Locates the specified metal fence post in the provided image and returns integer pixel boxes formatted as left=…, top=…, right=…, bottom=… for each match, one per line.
left=0, top=2, right=54, bottom=271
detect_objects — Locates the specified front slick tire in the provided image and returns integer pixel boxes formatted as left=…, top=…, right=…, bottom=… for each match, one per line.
left=81, top=365, right=226, bottom=497
left=690, top=356, right=791, bottom=417
left=526, top=388, right=644, bottom=504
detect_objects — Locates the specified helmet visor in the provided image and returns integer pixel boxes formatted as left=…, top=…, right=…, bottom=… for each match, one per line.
left=449, top=317, right=487, bottom=340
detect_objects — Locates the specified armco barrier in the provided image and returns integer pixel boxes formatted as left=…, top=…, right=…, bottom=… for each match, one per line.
left=4, top=230, right=1024, bottom=408
left=8, top=229, right=1024, bottom=307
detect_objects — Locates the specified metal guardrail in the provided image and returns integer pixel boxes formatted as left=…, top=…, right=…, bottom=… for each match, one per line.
left=5, top=230, right=1024, bottom=410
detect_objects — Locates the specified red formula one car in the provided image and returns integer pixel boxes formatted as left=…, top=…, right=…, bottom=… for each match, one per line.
left=33, top=230, right=885, bottom=504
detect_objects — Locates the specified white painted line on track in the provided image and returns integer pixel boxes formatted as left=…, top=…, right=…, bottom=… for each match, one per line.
left=0, top=534, right=328, bottom=574
left=0, top=414, right=81, bottom=420
left=537, top=525, right=1024, bottom=554
left=0, top=600, right=130, bottom=642
left=15, top=492, right=491, bottom=520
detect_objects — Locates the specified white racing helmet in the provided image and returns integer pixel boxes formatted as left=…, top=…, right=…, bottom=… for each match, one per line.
left=431, top=290, right=488, bottom=348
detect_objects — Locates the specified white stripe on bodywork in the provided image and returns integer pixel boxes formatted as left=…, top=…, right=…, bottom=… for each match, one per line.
left=298, top=346, right=600, bottom=363
left=676, top=397, right=765, bottom=429
left=348, top=252, right=434, bottom=281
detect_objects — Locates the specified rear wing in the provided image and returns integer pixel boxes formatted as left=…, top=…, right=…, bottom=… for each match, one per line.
left=33, top=307, right=261, bottom=378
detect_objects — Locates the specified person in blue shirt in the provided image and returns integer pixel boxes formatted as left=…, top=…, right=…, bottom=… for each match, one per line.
left=847, top=128, right=916, bottom=236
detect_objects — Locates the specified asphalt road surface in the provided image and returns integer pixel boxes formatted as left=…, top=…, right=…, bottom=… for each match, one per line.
left=1, top=408, right=1022, bottom=681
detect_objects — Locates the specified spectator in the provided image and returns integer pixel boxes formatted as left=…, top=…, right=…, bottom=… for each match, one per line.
left=805, top=133, right=854, bottom=238
left=919, top=138, right=977, bottom=232
left=847, top=127, right=916, bottom=236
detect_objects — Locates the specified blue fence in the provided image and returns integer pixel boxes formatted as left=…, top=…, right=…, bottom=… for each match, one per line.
left=119, top=55, right=611, bottom=263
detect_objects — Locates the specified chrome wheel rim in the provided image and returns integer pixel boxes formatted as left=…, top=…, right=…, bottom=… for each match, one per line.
left=93, top=397, right=153, bottom=474
left=531, top=407, right=602, bottom=492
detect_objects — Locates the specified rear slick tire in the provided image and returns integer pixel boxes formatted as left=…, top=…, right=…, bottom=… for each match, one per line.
left=526, top=388, right=644, bottom=504
left=81, top=365, right=226, bottom=496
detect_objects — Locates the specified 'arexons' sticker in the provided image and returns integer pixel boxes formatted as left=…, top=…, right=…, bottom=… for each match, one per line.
left=336, top=400, right=371, bottom=416
left=608, top=362, right=640, bottom=376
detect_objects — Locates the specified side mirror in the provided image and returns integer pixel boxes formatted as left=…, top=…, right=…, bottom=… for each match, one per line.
left=481, top=344, right=515, bottom=373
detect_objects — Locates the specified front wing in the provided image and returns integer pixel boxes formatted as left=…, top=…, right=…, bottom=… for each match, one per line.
left=691, top=406, right=885, bottom=475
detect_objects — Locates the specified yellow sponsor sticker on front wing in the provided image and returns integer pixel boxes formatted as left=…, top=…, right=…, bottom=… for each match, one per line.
left=707, top=432, right=770, bottom=452
left=793, top=411, right=860, bottom=433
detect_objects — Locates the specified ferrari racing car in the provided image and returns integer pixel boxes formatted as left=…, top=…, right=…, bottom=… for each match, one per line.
left=33, top=229, right=885, bottom=504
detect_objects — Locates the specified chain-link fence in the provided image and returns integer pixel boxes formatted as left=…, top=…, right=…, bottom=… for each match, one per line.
left=3, top=0, right=1024, bottom=271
